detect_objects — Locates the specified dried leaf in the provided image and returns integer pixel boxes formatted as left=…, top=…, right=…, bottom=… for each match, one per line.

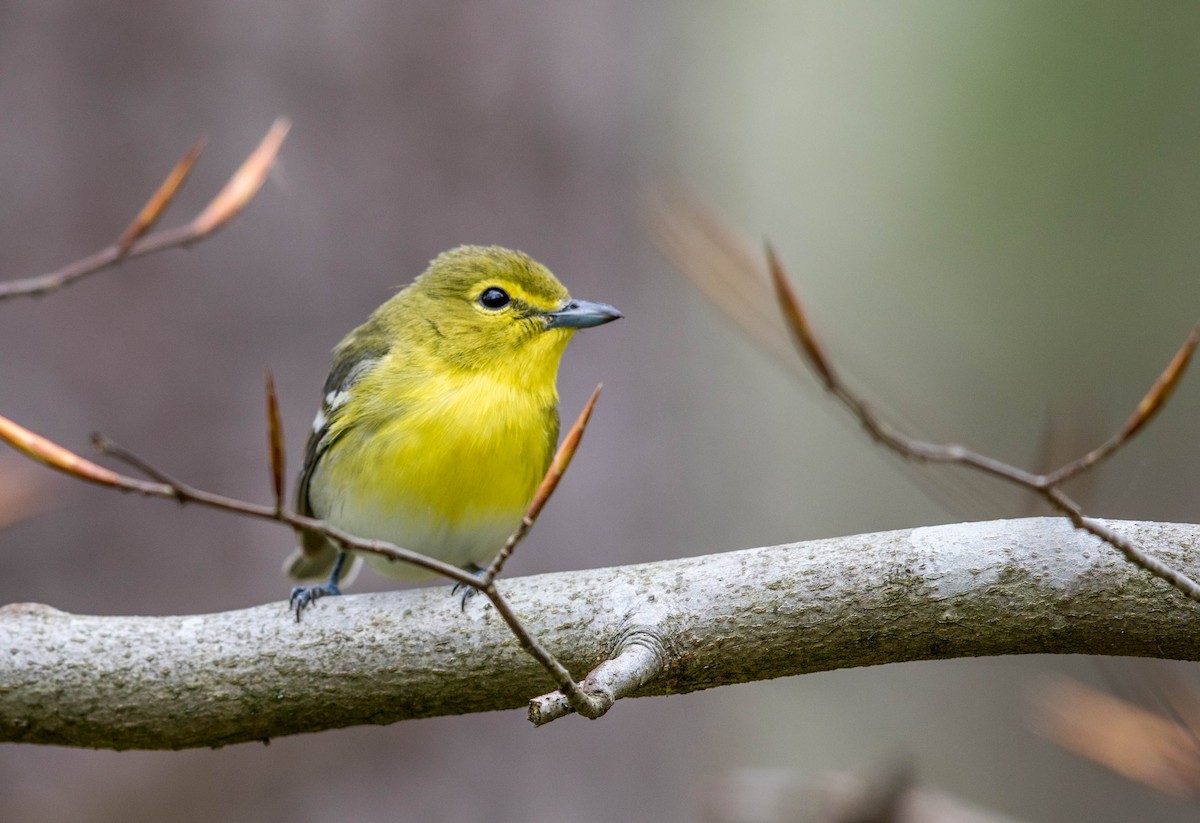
left=1120, top=322, right=1200, bottom=442
left=525, top=384, right=601, bottom=523
left=645, top=188, right=802, bottom=371
left=265, top=369, right=286, bottom=508
left=117, top=136, right=207, bottom=255
left=0, top=457, right=55, bottom=530
left=191, top=118, right=291, bottom=235
left=765, top=242, right=837, bottom=390
left=646, top=188, right=1013, bottom=521
left=0, top=415, right=125, bottom=487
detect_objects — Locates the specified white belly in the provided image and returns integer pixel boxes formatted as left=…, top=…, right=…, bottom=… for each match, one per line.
left=315, top=481, right=519, bottom=581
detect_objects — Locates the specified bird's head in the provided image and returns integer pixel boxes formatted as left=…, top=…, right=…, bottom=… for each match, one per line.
left=399, top=245, right=621, bottom=377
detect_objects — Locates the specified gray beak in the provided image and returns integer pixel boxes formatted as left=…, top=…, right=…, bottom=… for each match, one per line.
left=544, top=299, right=623, bottom=330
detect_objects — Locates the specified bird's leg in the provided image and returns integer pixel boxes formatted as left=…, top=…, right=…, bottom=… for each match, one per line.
left=289, top=551, right=348, bottom=621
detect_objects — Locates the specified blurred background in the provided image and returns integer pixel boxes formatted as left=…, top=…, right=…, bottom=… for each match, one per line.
left=3, top=1, right=1200, bottom=820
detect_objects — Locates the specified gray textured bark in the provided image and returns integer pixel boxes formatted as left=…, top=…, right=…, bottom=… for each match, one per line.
left=3, top=517, right=1200, bottom=750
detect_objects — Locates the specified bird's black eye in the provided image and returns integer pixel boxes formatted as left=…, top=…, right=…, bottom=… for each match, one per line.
left=479, top=287, right=511, bottom=309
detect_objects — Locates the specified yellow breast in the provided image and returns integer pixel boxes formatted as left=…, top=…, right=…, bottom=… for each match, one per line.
left=311, top=360, right=559, bottom=578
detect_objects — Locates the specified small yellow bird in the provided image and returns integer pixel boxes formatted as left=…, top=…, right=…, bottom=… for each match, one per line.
left=286, top=245, right=620, bottom=618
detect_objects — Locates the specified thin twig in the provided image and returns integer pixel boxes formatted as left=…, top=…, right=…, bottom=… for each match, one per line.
left=482, top=583, right=596, bottom=714
left=1045, top=323, right=1200, bottom=486
left=0, top=390, right=602, bottom=698
left=90, top=433, right=187, bottom=499
left=464, top=386, right=607, bottom=708
left=72, top=428, right=488, bottom=586
left=656, top=192, right=1200, bottom=605
left=646, top=188, right=1015, bottom=522
left=484, top=384, right=602, bottom=584
left=0, top=119, right=289, bottom=301
left=762, top=240, right=1200, bottom=605
left=1044, top=487, right=1200, bottom=602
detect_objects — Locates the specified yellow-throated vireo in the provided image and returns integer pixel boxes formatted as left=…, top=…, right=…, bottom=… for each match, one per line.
left=286, top=245, right=621, bottom=618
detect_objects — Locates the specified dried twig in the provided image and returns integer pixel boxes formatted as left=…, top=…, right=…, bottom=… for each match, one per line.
left=484, top=384, right=602, bottom=584
left=650, top=191, right=1200, bottom=606
left=0, top=119, right=289, bottom=301
left=116, top=136, right=206, bottom=257
left=765, top=241, right=1200, bottom=603
left=0, top=386, right=603, bottom=710
left=477, top=383, right=608, bottom=716
left=1045, top=324, right=1200, bottom=486
left=646, top=188, right=1009, bottom=521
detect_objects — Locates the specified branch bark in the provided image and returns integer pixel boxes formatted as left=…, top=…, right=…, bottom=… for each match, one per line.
left=4, top=517, right=1200, bottom=750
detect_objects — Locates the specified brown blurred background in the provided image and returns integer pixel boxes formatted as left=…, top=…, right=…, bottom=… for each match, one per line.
left=3, top=2, right=1200, bottom=821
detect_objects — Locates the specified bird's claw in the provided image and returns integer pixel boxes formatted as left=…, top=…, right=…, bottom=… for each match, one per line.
left=452, top=564, right=487, bottom=612
left=290, top=581, right=341, bottom=622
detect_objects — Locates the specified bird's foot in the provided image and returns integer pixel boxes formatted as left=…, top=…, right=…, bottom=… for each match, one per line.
left=289, top=581, right=341, bottom=622
left=452, top=564, right=487, bottom=611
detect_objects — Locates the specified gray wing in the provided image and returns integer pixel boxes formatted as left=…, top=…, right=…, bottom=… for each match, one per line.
left=284, top=342, right=389, bottom=582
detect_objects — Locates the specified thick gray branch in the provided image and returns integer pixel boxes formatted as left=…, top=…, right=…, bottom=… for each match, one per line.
left=4, top=517, right=1200, bottom=750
